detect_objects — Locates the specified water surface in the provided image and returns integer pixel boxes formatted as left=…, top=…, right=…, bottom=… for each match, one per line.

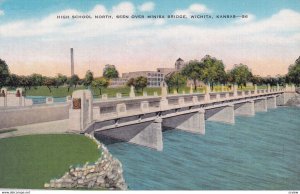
left=108, top=107, right=300, bottom=190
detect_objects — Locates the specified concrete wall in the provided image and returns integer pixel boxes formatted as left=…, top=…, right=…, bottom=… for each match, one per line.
left=276, top=93, right=297, bottom=106
left=254, top=98, right=267, bottom=112
left=206, top=105, right=235, bottom=124
left=234, top=101, right=255, bottom=117
left=94, top=118, right=163, bottom=151
left=162, top=110, right=205, bottom=134
left=267, top=96, right=277, bottom=109
left=0, top=104, right=69, bottom=129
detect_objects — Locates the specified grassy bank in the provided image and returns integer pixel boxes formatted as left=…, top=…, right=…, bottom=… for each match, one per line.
left=24, top=85, right=268, bottom=98
left=0, top=134, right=100, bottom=189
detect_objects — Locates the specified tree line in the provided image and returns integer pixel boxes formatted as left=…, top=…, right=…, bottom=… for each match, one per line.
left=0, top=59, right=120, bottom=94
left=0, top=55, right=299, bottom=95
left=165, top=55, right=300, bottom=92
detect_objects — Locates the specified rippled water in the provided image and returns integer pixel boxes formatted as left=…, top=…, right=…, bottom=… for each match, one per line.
left=107, top=107, right=300, bottom=190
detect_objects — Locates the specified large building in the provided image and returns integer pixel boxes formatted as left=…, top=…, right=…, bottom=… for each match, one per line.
left=157, top=68, right=176, bottom=75
left=109, top=78, right=128, bottom=88
left=107, top=58, right=186, bottom=88
left=122, top=71, right=165, bottom=87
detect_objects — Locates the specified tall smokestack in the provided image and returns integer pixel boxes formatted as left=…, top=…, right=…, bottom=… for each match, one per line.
left=70, top=48, right=74, bottom=76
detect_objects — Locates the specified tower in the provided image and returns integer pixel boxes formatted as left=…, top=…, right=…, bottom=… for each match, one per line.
left=70, top=48, right=74, bottom=76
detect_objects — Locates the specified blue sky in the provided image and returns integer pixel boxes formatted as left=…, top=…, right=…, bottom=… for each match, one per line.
left=0, top=0, right=299, bottom=77
left=1, top=0, right=299, bottom=22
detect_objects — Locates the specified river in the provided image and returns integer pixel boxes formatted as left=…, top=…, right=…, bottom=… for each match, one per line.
left=107, top=106, right=300, bottom=190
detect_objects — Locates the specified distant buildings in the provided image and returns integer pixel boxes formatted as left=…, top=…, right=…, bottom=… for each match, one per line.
left=122, top=71, right=165, bottom=87
left=107, top=58, right=191, bottom=88
left=109, top=78, right=128, bottom=88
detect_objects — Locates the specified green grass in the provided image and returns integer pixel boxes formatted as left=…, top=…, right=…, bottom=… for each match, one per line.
left=24, top=84, right=271, bottom=98
left=0, top=134, right=100, bottom=189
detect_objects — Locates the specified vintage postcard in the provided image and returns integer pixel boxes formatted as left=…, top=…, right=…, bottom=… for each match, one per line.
left=0, top=0, right=299, bottom=193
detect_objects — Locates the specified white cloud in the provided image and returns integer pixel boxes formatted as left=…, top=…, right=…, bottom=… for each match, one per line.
left=173, top=3, right=211, bottom=16
left=0, top=4, right=299, bottom=76
left=138, top=2, right=155, bottom=12
left=0, top=9, right=4, bottom=16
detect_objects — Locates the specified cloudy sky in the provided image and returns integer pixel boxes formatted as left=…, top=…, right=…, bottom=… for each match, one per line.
left=0, top=0, right=299, bottom=77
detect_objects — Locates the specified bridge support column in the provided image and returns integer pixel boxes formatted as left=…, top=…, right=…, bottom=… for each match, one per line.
left=276, top=93, right=297, bottom=106
left=267, top=96, right=277, bottom=109
left=162, top=109, right=205, bottom=135
left=129, top=118, right=163, bottom=151
left=254, top=98, right=267, bottom=112
left=68, top=90, right=93, bottom=132
left=234, top=101, right=255, bottom=117
left=207, top=105, right=235, bottom=124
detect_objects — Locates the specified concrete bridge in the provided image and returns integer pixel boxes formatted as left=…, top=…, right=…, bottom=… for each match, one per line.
left=67, top=84, right=297, bottom=151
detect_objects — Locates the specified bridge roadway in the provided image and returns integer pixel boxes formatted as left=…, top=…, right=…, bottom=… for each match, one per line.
left=81, top=90, right=284, bottom=151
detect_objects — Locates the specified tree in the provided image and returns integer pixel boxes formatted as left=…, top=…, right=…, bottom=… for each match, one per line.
left=84, top=70, right=94, bottom=87
left=126, top=76, right=148, bottom=92
left=92, top=78, right=109, bottom=95
left=0, top=59, right=10, bottom=87
left=67, top=74, right=80, bottom=92
left=181, top=60, right=205, bottom=90
left=103, top=65, right=119, bottom=79
left=201, top=55, right=226, bottom=89
left=8, top=74, right=20, bottom=88
left=250, top=75, right=264, bottom=86
left=287, top=56, right=300, bottom=86
left=43, top=77, right=55, bottom=92
left=29, top=73, right=44, bottom=89
left=165, top=72, right=187, bottom=92
left=55, top=74, right=67, bottom=88
left=229, top=64, right=252, bottom=88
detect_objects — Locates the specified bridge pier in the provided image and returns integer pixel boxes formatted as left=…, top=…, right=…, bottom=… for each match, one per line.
left=267, top=96, right=277, bottom=109
left=254, top=98, right=267, bottom=112
left=206, top=105, right=235, bottom=124
left=129, top=118, right=163, bottom=151
left=276, top=93, right=297, bottom=106
left=162, top=109, right=205, bottom=135
left=234, top=101, right=255, bottom=117
left=94, top=118, right=163, bottom=151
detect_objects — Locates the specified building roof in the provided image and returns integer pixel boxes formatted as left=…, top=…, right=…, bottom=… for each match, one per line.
left=176, top=58, right=184, bottom=61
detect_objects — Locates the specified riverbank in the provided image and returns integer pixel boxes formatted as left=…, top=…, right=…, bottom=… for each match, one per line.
left=45, top=134, right=127, bottom=190
left=0, top=134, right=99, bottom=189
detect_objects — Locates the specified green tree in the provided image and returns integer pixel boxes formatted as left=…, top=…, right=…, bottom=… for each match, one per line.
left=201, top=55, right=226, bottom=89
left=287, top=56, right=300, bottom=86
left=67, top=74, right=80, bottom=92
left=250, top=75, right=264, bottom=86
left=18, top=76, right=33, bottom=91
left=8, top=74, right=20, bottom=88
left=43, top=77, right=55, bottom=92
left=103, top=65, right=119, bottom=79
left=0, top=59, right=10, bottom=87
left=229, top=63, right=253, bottom=88
left=165, top=72, right=187, bottom=93
left=29, top=74, right=44, bottom=89
left=181, top=60, right=205, bottom=90
left=126, top=76, right=148, bottom=92
left=84, top=70, right=94, bottom=87
left=92, top=77, right=109, bottom=95
left=55, top=74, right=67, bottom=88
left=126, top=78, right=135, bottom=87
